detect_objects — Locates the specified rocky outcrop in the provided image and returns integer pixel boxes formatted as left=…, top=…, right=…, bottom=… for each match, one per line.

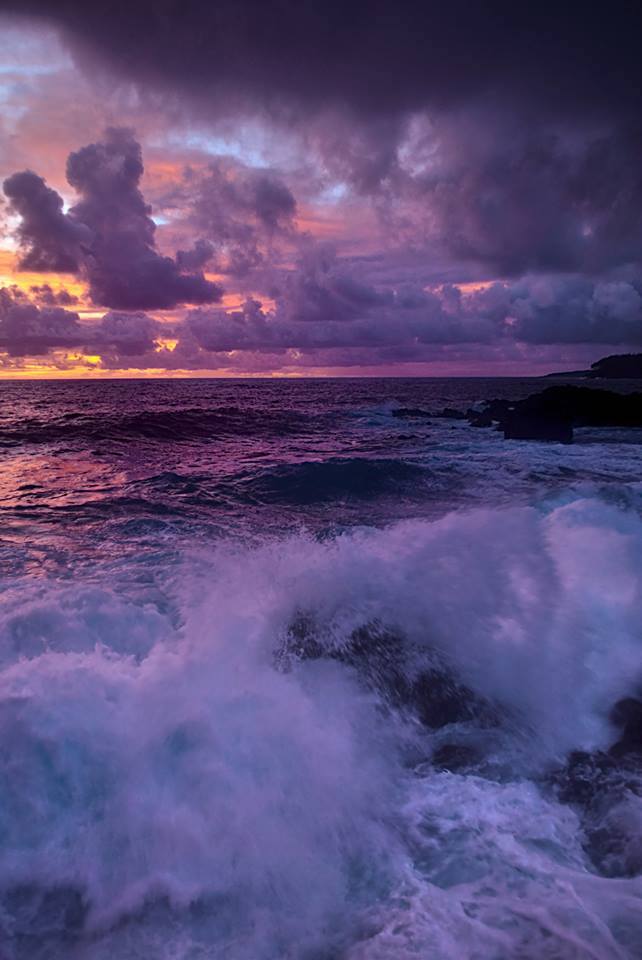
left=503, top=412, right=573, bottom=443
left=463, top=385, right=642, bottom=443
left=392, top=406, right=466, bottom=421
left=549, top=353, right=642, bottom=379
left=278, top=615, right=498, bottom=730
left=513, top=386, right=642, bottom=427
left=548, top=695, right=642, bottom=878
left=609, top=697, right=642, bottom=758
left=391, top=407, right=432, bottom=419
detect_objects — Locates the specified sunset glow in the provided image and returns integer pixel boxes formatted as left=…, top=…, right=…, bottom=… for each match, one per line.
left=2, top=7, right=641, bottom=378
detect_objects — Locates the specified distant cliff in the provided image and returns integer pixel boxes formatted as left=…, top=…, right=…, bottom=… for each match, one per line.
left=546, top=353, right=642, bottom=379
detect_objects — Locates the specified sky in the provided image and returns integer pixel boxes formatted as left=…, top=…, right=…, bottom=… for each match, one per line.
left=0, top=1, right=641, bottom=378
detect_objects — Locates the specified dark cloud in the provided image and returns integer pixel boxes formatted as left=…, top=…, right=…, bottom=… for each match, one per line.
left=65, top=128, right=220, bottom=308
left=7, top=2, right=642, bottom=123
left=2, top=170, right=88, bottom=273
left=176, top=239, right=215, bottom=272
left=0, top=286, right=161, bottom=357
left=4, top=263, right=638, bottom=366
left=3, top=2, right=642, bottom=369
left=3, top=129, right=223, bottom=310
left=469, top=275, right=642, bottom=345
left=94, top=311, right=160, bottom=355
left=183, top=258, right=642, bottom=358
left=274, top=245, right=388, bottom=324
left=185, top=159, right=297, bottom=277
left=0, top=285, right=82, bottom=355
left=19, top=2, right=634, bottom=287
left=184, top=248, right=491, bottom=354
left=29, top=284, right=79, bottom=306
left=374, top=120, right=642, bottom=276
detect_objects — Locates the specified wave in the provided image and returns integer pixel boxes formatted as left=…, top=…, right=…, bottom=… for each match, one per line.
left=1, top=497, right=642, bottom=958
left=233, top=457, right=431, bottom=504
left=94, top=459, right=434, bottom=516
left=0, top=406, right=310, bottom=447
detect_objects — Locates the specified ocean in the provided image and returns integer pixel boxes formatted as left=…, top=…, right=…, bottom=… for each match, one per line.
left=1, top=376, right=641, bottom=959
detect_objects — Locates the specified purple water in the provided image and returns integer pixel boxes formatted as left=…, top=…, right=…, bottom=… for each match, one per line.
left=1, top=377, right=642, bottom=959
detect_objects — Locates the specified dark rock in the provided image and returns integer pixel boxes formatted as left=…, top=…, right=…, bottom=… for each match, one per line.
left=391, top=407, right=431, bottom=419
left=503, top=412, right=573, bottom=443
left=278, top=616, right=498, bottom=729
left=553, top=749, right=642, bottom=878
left=515, top=385, right=642, bottom=427
left=585, top=821, right=642, bottom=878
left=277, top=612, right=326, bottom=663
left=410, top=668, right=489, bottom=728
left=544, top=368, right=592, bottom=378
left=545, top=352, right=642, bottom=379
left=432, top=742, right=480, bottom=771
left=609, top=697, right=642, bottom=757
left=590, top=353, right=642, bottom=378
left=547, top=707, right=642, bottom=879
left=438, top=407, right=467, bottom=420
left=469, top=411, right=494, bottom=428
left=465, top=398, right=511, bottom=428
left=472, top=384, right=642, bottom=443
left=485, top=399, right=512, bottom=420
left=1, top=884, right=88, bottom=939
left=549, top=750, right=619, bottom=806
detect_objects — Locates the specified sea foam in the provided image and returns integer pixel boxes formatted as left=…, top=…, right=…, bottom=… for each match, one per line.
left=1, top=495, right=642, bottom=958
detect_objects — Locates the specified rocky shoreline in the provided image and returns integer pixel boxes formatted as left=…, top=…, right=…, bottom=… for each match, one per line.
left=395, top=384, right=642, bottom=443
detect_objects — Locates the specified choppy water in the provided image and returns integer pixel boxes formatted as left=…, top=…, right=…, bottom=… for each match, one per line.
left=1, top=377, right=642, bottom=959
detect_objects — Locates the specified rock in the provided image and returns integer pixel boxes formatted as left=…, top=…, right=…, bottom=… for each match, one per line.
left=514, top=385, right=642, bottom=427
left=432, top=742, right=480, bottom=771
left=470, top=385, right=642, bottom=443
left=465, top=398, right=511, bottom=428
left=503, top=412, right=573, bottom=443
left=278, top=616, right=499, bottom=730
left=549, top=750, right=619, bottom=806
left=469, top=411, right=494, bottom=428
left=590, top=353, right=642, bottom=378
left=391, top=407, right=432, bottom=419
left=1, top=884, right=88, bottom=939
left=549, top=749, right=642, bottom=878
left=438, top=407, right=467, bottom=420
left=609, top=697, right=642, bottom=758
left=546, top=697, right=642, bottom=878
left=550, top=353, right=642, bottom=379
left=409, top=668, right=498, bottom=729
left=544, top=368, right=592, bottom=378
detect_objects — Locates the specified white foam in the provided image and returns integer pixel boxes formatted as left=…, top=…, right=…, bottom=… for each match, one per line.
left=1, top=495, right=642, bottom=957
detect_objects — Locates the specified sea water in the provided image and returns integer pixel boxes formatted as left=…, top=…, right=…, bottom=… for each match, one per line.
left=0, top=377, right=641, bottom=959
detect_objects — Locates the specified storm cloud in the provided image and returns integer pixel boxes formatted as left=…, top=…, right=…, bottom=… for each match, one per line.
left=181, top=159, right=297, bottom=278
left=7, top=2, right=642, bottom=123
left=1, top=2, right=642, bottom=372
left=3, top=170, right=88, bottom=273
left=3, top=129, right=223, bottom=311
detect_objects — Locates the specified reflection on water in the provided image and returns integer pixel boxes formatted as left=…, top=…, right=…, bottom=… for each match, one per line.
left=1, top=376, right=642, bottom=580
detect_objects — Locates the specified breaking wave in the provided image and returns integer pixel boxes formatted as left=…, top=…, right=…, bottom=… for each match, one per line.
left=1, top=495, right=642, bottom=958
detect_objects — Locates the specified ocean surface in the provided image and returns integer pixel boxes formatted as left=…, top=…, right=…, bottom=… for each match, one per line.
left=1, top=376, right=642, bottom=959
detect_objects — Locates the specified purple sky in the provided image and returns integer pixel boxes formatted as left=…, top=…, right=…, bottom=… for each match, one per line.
left=1, top=2, right=641, bottom=377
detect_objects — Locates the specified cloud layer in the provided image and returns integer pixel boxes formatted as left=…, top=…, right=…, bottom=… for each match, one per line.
left=0, top=4, right=641, bottom=373
left=10, top=1, right=642, bottom=122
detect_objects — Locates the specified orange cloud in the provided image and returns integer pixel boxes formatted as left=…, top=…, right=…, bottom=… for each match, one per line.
left=0, top=247, right=87, bottom=300
left=457, top=281, right=496, bottom=294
